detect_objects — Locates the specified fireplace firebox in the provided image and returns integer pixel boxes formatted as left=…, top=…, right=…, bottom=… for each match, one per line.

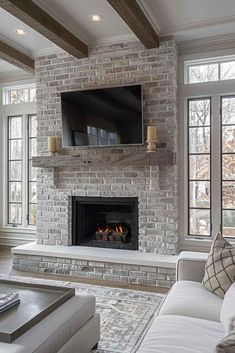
left=72, top=197, right=138, bottom=250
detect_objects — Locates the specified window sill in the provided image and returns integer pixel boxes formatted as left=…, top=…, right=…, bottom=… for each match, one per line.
left=180, top=236, right=235, bottom=252
left=0, top=226, right=36, bottom=234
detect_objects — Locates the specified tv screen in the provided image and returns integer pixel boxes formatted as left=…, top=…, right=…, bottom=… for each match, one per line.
left=61, top=85, right=143, bottom=147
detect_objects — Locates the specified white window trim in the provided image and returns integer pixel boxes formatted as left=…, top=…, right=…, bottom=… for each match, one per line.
left=179, top=54, right=235, bottom=251
left=0, top=102, right=36, bottom=233
left=2, top=83, right=36, bottom=105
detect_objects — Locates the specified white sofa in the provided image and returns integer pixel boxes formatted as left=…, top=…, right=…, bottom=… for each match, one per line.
left=137, top=251, right=226, bottom=353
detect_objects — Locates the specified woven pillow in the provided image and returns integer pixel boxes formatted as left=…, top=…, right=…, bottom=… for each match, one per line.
left=215, top=331, right=235, bottom=353
left=202, top=233, right=235, bottom=299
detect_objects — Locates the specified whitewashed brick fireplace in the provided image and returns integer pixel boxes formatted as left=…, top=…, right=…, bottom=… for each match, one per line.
left=12, top=39, right=179, bottom=287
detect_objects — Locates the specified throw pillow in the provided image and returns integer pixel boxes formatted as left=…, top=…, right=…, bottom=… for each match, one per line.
left=202, top=232, right=235, bottom=299
left=221, top=283, right=235, bottom=335
left=215, top=331, right=235, bottom=353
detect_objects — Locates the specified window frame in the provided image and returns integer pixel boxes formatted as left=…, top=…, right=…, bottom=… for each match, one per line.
left=179, top=56, right=235, bottom=251
left=187, top=97, right=212, bottom=237
left=185, top=55, right=235, bottom=84
left=6, top=114, right=37, bottom=229
left=2, top=83, right=36, bottom=105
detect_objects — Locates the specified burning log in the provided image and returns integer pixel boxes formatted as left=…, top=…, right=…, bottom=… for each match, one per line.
left=95, top=224, right=128, bottom=243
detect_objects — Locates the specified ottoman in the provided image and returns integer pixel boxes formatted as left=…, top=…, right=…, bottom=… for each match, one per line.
left=0, top=295, right=100, bottom=353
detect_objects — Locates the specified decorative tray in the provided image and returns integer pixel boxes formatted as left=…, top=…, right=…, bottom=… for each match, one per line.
left=0, top=279, right=75, bottom=343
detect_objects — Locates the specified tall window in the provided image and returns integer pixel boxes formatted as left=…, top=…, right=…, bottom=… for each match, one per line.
left=7, top=115, right=37, bottom=227
left=221, top=97, right=235, bottom=237
left=188, top=99, right=211, bottom=236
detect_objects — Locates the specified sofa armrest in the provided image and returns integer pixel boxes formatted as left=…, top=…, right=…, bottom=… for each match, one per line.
left=176, top=251, right=208, bottom=282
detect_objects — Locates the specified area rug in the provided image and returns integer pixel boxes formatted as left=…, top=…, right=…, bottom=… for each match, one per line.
left=0, top=274, right=164, bottom=353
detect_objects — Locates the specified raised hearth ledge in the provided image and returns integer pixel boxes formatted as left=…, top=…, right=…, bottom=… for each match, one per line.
left=12, top=242, right=178, bottom=269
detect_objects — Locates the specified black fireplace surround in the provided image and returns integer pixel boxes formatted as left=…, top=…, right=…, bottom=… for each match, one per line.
left=72, top=196, right=138, bottom=250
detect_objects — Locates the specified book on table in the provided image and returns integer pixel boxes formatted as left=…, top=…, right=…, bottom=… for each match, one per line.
left=0, top=292, right=20, bottom=314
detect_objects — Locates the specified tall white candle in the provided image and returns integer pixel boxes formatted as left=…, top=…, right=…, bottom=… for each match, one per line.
left=48, top=136, right=57, bottom=154
left=147, top=126, right=157, bottom=140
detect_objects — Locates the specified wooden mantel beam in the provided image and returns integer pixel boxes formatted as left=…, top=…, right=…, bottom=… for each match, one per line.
left=0, top=0, right=88, bottom=59
left=0, top=39, right=34, bottom=72
left=107, top=0, right=159, bottom=49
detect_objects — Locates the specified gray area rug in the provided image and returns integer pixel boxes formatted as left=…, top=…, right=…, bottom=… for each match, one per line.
left=0, top=274, right=164, bottom=353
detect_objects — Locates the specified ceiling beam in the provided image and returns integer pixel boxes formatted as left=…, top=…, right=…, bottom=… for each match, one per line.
left=0, top=39, right=34, bottom=72
left=0, top=0, right=88, bottom=58
left=107, top=0, right=159, bottom=49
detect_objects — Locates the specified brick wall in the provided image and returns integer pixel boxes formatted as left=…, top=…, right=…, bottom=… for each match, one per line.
left=35, top=40, right=179, bottom=255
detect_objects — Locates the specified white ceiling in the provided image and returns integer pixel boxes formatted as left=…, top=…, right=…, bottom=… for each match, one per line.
left=1, top=0, right=235, bottom=74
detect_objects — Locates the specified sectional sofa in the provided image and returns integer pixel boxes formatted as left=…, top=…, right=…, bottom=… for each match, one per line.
left=137, top=251, right=229, bottom=353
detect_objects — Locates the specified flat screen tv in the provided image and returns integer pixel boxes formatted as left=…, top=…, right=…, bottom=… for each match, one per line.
left=61, top=85, right=143, bottom=147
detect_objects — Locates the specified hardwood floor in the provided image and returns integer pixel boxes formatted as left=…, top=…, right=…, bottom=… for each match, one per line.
left=0, top=246, right=168, bottom=294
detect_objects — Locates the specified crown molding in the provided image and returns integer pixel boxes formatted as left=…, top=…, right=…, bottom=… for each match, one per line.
left=178, top=33, right=235, bottom=56
left=160, top=15, right=235, bottom=36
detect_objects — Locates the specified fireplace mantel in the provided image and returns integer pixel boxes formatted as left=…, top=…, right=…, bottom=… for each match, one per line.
left=32, top=149, right=176, bottom=169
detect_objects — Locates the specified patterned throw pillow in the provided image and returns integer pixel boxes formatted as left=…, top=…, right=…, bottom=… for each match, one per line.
left=215, top=331, right=235, bottom=353
left=202, top=233, right=235, bottom=299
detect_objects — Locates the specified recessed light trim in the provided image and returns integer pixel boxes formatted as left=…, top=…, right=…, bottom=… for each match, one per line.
left=89, top=14, right=103, bottom=22
left=14, top=28, right=27, bottom=35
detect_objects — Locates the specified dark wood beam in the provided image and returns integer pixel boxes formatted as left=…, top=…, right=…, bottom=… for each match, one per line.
left=0, top=39, right=34, bottom=72
left=0, top=0, right=88, bottom=58
left=107, top=0, right=159, bottom=49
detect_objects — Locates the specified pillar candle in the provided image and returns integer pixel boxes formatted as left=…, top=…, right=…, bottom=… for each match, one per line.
left=147, top=126, right=157, bottom=140
left=48, top=136, right=57, bottom=154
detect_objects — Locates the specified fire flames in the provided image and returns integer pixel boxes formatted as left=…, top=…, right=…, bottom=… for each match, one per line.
left=97, top=225, right=125, bottom=234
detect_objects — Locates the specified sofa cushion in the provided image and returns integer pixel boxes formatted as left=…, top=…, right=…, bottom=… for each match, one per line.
left=221, top=283, right=235, bottom=335
left=137, top=315, right=224, bottom=353
left=159, top=280, right=222, bottom=322
left=215, top=330, right=235, bottom=353
left=0, top=295, right=96, bottom=353
left=202, top=233, right=235, bottom=299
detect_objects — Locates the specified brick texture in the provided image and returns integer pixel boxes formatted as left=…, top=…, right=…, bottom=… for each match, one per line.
left=34, top=40, right=178, bottom=255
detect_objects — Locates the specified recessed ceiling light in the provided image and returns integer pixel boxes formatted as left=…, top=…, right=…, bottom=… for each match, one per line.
left=89, top=14, right=103, bottom=22
left=14, top=28, right=27, bottom=35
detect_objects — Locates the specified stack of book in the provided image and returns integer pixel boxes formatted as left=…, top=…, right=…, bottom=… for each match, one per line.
left=0, top=292, right=20, bottom=314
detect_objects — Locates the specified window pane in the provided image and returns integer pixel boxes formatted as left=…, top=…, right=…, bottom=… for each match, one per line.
left=29, top=88, right=36, bottom=103
left=9, top=161, right=22, bottom=181
left=223, top=210, right=235, bottom=237
left=9, top=139, right=22, bottom=160
left=9, top=204, right=22, bottom=224
left=29, top=115, right=37, bottom=137
left=222, top=97, right=235, bottom=125
left=29, top=182, right=37, bottom=203
left=9, top=117, right=22, bottom=138
left=190, top=181, right=210, bottom=208
left=189, top=155, right=210, bottom=180
left=189, top=100, right=210, bottom=126
left=189, top=127, right=210, bottom=153
left=9, top=182, right=22, bottom=202
left=221, top=62, right=235, bottom=81
left=222, top=126, right=235, bottom=153
left=29, top=160, right=37, bottom=181
left=10, top=89, right=28, bottom=104
left=223, top=155, right=235, bottom=180
left=223, top=182, right=235, bottom=209
left=29, top=138, right=37, bottom=158
left=189, top=209, right=211, bottom=236
left=188, top=64, right=218, bottom=84
left=29, top=204, right=37, bottom=225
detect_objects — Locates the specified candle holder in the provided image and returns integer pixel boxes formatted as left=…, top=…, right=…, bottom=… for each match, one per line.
left=146, top=139, right=157, bottom=153
left=48, top=136, right=57, bottom=156
left=146, top=125, right=157, bottom=153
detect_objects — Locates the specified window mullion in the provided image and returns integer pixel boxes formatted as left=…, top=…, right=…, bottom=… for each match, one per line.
left=22, top=114, right=28, bottom=227
left=211, top=96, right=222, bottom=237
